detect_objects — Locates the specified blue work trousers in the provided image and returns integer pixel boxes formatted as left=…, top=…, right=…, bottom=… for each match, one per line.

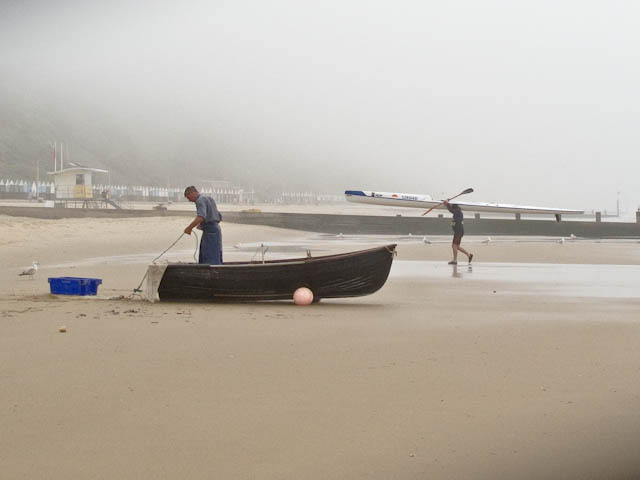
left=199, top=222, right=223, bottom=265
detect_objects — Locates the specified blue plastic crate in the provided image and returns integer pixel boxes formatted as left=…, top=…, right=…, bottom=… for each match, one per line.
left=48, top=277, right=102, bottom=296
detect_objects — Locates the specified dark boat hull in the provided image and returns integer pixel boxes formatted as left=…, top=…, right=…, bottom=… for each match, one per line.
left=157, top=244, right=396, bottom=302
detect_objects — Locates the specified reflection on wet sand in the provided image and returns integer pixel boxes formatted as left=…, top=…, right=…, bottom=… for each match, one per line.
left=451, top=264, right=473, bottom=278
left=393, top=260, right=640, bottom=299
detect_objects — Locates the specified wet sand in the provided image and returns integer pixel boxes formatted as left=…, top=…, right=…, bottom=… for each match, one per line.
left=1, top=214, right=640, bottom=479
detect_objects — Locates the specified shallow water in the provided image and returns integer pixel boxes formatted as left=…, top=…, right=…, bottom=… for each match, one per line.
left=391, top=260, right=640, bottom=299
left=242, top=233, right=640, bottom=247
left=41, top=231, right=640, bottom=300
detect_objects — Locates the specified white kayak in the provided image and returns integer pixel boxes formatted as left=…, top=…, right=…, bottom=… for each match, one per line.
left=345, top=190, right=584, bottom=215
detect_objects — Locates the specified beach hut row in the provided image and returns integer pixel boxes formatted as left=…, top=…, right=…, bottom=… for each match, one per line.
left=0, top=180, right=56, bottom=199
left=92, top=184, right=250, bottom=204
left=277, top=192, right=327, bottom=205
left=0, top=179, right=250, bottom=203
left=0, top=179, right=339, bottom=204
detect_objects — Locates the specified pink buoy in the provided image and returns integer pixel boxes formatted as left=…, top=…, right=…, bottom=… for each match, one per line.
left=293, top=287, right=314, bottom=305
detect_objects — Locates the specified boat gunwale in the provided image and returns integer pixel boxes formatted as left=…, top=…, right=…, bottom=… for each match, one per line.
left=162, top=244, right=397, bottom=268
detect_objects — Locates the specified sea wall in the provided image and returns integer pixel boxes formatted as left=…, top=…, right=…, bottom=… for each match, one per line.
left=2, top=207, right=639, bottom=238
left=221, top=212, right=640, bottom=239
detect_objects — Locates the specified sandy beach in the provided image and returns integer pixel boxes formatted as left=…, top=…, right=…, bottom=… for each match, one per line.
left=1, top=213, right=640, bottom=479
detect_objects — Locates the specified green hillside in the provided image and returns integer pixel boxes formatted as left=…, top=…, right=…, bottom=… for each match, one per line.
left=0, top=92, right=156, bottom=185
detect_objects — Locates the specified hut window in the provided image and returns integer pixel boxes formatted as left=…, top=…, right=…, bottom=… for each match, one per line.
left=76, top=174, right=85, bottom=185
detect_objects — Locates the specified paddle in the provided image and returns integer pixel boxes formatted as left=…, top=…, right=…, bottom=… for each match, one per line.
left=421, top=188, right=474, bottom=216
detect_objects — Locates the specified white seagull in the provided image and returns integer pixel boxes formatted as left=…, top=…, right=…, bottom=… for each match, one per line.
left=19, top=261, right=39, bottom=278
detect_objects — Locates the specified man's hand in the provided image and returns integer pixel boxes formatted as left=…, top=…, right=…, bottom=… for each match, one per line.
left=185, top=216, right=203, bottom=235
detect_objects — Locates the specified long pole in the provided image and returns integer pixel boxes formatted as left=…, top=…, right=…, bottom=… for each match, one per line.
left=421, top=187, right=474, bottom=216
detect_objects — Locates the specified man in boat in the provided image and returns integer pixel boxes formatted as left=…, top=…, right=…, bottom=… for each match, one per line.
left=184, top=186, right=223, bottom=265
left=444, top=200, right=473, bottom=265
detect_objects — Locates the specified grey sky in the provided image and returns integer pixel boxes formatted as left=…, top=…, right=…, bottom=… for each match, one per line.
left=2, top=0, right=638, bottom=211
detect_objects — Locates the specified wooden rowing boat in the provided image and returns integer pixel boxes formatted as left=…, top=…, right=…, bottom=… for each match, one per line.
left=145, top=244, right=396, bottom=302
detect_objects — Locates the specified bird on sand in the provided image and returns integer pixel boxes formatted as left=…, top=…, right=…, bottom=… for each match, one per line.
left=19, top=261, right=39, bottom=278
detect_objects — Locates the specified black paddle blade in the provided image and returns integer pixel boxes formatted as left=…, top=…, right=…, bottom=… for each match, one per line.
left=462, top=188, right=474, bottom=194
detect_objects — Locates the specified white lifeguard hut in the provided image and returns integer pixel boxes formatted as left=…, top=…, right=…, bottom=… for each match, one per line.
left=48, top=163, right=108, bottom=205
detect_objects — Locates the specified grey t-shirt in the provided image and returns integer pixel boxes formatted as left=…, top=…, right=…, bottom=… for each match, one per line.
left=195, top=194, right=222, bottom=224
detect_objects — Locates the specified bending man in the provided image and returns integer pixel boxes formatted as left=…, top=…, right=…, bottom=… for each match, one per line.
left=184, top=186, right=223, bottom=265
left=444, top=200, right=473, bottom=265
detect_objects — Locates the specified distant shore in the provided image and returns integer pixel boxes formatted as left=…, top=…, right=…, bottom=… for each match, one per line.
left=2, top=201, right=638, bottom=238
